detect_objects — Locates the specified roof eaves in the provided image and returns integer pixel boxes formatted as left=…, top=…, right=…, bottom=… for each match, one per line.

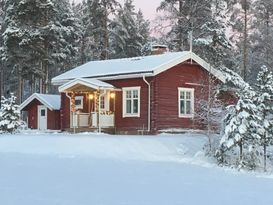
left=19, top=93, right=55, bottom=111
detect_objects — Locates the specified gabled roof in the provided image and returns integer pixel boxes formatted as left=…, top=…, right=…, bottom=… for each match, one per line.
left=58, top=78, right=115, bottom=93
left=20, top=93, right=61, bottom=111
left=52, top=51, right=226, bottom=85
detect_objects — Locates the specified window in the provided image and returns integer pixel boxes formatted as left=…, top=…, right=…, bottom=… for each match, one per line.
left=178, top=88, right=194, bottom=118
left=41, top=109, right=46, bottom=117
left=75, top=96, right=83, bottom=109
left=100, top=95, right=105, bottom=110
left=122, top=87, right=140, bottom=117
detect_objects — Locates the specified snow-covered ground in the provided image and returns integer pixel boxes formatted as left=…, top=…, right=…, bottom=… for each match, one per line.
left=0, top=131, right=272, bottom=205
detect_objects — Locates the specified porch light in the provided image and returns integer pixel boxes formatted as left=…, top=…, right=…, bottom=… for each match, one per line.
left=89, top=94, right=94, bottom=100
left=110, top=93, right=115, bottom=99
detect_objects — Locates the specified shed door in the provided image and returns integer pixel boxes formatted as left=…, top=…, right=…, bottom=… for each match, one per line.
left=38, top=105, right=47, bottom=130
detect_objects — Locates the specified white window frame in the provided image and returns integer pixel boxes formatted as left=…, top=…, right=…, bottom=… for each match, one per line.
left=178, top=87, right=194, bottom=118
left=122, top=86, right=141, bottom=118
left=99, top=92, right=110, bottom=111
left=75, top=96, right=84, bottom=110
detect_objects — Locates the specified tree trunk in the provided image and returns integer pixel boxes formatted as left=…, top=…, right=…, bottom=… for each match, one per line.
left=242, top=0, right=248, bottom=81
left=264, top=143, right=267, bottom=172
left=18, top=74, right=23, bottom=104
left=101, top=5, right=109, bottom=60
left=177, top=0, right=183, bottom=51
left=239, top=140, right=243, bottom=161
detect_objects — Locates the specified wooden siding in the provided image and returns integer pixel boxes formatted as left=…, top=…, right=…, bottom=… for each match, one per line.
left=106, top=78, right=150, bottom=133
left=60, top=93, right=71, bottom=130
left=24, top=99, right=41, bottom=129
left=47, top=110, right=61, bottom=130
left=106, top=62, right=224, bottom=133
left=152, top=62, right=212, bottom=132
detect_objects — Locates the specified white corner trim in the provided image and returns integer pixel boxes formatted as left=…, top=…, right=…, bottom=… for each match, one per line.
left=122, top=86, right=141, bottom=118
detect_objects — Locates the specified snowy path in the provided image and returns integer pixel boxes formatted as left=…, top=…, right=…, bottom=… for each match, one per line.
left=0, top=132, right=272, bottom=205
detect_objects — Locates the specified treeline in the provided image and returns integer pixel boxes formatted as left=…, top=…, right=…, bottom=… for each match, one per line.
left=0, top=0, right=273, bottom=103
left=0, top=0, right=150, bottom=102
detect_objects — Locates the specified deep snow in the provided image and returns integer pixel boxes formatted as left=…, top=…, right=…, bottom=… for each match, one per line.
left=0, top=131, right=272, bottom=205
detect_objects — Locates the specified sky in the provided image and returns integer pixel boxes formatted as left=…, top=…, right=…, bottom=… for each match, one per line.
left=73, top=0, right=161, bottom=20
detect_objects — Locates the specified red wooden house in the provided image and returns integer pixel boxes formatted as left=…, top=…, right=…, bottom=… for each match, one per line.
left=49, top=51, right=229, bottom=134
left=19, top=93, right=61, bottom=130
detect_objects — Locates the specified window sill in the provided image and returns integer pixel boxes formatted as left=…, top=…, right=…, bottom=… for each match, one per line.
left=123, top=114, right=140, bottom=118
left=179, top=114, right=194, bottom=118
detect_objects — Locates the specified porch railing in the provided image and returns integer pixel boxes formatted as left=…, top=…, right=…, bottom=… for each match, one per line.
left=72, top=112, right=114, bottom=128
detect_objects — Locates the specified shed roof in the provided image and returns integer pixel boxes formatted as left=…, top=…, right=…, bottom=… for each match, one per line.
left=52, top=51, right=226, bottom=85
left=20, top=93, right=61, bottom=111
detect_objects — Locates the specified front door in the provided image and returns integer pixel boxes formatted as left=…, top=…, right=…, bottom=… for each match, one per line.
left=38, top=105, right=47, bottom=130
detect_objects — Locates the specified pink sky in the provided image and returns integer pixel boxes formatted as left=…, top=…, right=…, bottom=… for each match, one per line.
left=73, top=0, right=161, bottom=20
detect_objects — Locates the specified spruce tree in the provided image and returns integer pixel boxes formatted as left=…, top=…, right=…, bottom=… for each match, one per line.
left=254, top=65, right=273, bottom=172
left=0, top=93, right=21, bottom=133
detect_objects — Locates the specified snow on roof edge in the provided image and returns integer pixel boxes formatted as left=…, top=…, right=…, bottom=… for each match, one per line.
left=20, top=93, right=61, bottom=111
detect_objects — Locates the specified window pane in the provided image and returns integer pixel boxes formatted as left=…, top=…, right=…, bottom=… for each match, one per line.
left=180, top=91, right=185, bottom=99
left=133, top=99, right=138, bottom=113
left=180, top=100, right=185, bottom=114
left=126, top=100, right=131, bottom=113
left=186, top=101, right=191, bottom=114
left=41, top=109, right=46, bottom=116
left=126, top=90, right=131, bottom=98
left=133, top=90, right=138, bottom=98
left=186, top=92, right=191, bottom=100
left=100, top=96, right=105, bottom=109
left=75, top=99, right=81, bottom=106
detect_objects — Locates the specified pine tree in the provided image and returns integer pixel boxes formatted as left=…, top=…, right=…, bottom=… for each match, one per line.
left=249, top=0, right=273, bottom=80
left=0, top=0, right=4, bottom=101
left=82, top=0, right=119, bottom=60
left=0, top=93, right=21, bottom=133
left=111, top=0, right=150, bottom=58
left=157, top=0, right=231, bottom=67
left=2, top=0, right=81, bottom=98
left=226, top=0, right=253, bottom=81
left=254, top=65, right=273, bottom=172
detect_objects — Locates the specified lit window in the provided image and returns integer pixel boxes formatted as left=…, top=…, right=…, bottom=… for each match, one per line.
left=75, top=96, right=83, bottom=109
left=178, top=88, right=194, bottom=117
left=122, top=87, right=140, bottom=117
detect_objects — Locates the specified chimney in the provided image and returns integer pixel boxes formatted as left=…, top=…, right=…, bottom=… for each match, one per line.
left=151, top=45, right=168, bottom=55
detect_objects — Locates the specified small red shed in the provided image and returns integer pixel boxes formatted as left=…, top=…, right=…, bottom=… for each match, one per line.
left=20, top=93, right=61, bottom=130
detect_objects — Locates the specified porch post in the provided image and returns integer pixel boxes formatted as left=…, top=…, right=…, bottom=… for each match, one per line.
left=98, top=90, right=101, bottom=133
left=70, top=92, right=76, bottom=133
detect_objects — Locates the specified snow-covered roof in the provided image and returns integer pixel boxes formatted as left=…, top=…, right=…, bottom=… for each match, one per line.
left=20, top=93, right=61, bottom=111
left=58, top=78, right=115, bottom=93
left=52, top=51, right=226, bottom=85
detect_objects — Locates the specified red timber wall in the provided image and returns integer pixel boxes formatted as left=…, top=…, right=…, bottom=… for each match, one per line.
left=23, top=99, right=60, bottom=130
left=60, top=93, right=71, bottom=130
left=106, top=78, right=150, bottom=133
left=151, top=62, right=212, bottom=132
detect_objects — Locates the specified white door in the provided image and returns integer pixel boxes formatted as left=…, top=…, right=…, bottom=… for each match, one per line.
left=38, top=105, right=47, bottom=130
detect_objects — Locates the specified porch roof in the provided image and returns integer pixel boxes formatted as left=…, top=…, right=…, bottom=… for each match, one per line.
left=19, top=93, right=61, bottom=111
left=58, top=78, right=115, bottom=93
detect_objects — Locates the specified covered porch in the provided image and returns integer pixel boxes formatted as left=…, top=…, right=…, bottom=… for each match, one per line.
left=59, top=78, right=118, bottom=133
